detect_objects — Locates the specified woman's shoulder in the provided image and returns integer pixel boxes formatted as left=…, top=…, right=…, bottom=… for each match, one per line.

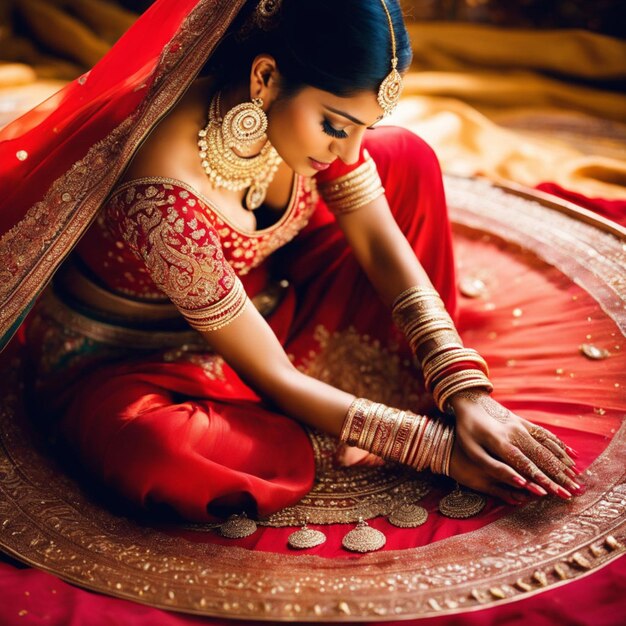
left=118, top=79, right=211, bottom=190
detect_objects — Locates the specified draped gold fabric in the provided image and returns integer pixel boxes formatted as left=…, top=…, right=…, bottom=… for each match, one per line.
left=2, top=16, right=624, bottom=202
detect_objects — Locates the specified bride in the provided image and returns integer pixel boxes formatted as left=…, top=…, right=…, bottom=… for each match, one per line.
left=0, top=0, right=581, bottom=524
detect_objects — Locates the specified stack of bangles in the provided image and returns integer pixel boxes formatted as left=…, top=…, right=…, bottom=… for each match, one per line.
left=391, top=286, right=493, bottom=413
left=339, top=398, right=454, bottom=475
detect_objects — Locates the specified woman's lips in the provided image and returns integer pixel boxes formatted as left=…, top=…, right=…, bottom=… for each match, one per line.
left=308, top=157, right=332, bottom=171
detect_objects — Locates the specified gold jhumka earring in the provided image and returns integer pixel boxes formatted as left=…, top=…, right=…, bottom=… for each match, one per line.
left=197, top=91, right=282, bottom=211
left=377, top=0, right=403, bottom=116
left=342, top=516, right=387, bottom=553
left=438, top=484, right=488, bottom=519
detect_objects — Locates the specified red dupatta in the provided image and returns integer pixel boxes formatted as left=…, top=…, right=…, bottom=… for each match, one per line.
left=0, top=0, right=247, bottom=350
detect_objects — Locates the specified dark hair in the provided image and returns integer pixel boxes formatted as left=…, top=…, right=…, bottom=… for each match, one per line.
left=205, top=0, right=412, bottom=98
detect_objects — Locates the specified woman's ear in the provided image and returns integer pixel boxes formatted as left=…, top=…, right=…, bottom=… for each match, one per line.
left=249, top=54, right=281, bottom=106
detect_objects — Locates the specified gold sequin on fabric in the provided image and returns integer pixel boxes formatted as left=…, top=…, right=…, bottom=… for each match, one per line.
left=219, top=513, right=258, bottom=539
left=388, top=503, right=429, bottom=528
left=287, top=524, right=327, bottom=550
left=317, top=151, right=385, bottom=215
left=298, top=325, right=431, bottom=412
left=108, top=175, right=317, bottom=280
left=579, top=343, right=611, bottom=360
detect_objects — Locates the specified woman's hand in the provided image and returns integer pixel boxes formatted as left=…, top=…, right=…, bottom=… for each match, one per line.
left=448, top=389, right=582, bottom=501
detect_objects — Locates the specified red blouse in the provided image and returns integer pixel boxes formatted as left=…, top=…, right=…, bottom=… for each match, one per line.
left=75, top=145, right=381, bottom=331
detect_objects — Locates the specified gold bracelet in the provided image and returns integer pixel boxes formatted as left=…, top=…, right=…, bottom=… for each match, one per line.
left=392, top=286, right=441, bottom=311
left=360, top=402, right=383, bottom=451
left=421, top=342, right=466, bottom=366
left=399, top=412, right=422, bottom=465
left=433, top=369, right=490, bottom=404
left=370, top=403, right=395, bottom=457
left=340, top=398, right=373, bottom=446
left=381, top=408, right=404, bottom=459
left=406, top=414, right=429, bottom=467
left=413, top=330, right=463, bottom=355
left=424, top=350, right=489, bottom=390
left=411, top=419, right=436, bottom=471
left=443, top=427, right=455, bottom=476
left=438, top=380, right=494, bottom=415
left=435, top=375, right=494, bottom=413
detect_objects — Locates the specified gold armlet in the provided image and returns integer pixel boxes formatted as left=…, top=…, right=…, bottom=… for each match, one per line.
left=178, top=278, right=247, bottom=332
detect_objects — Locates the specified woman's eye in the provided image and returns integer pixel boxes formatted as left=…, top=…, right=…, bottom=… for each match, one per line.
left=321, top=119, right=348, bottom=139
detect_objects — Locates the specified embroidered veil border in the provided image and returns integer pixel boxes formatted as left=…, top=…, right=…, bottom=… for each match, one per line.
left=0, top=0, right=247, bottom=351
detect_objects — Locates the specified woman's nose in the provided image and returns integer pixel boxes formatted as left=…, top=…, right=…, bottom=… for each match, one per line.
left=333, top=131, right=364, bottom=165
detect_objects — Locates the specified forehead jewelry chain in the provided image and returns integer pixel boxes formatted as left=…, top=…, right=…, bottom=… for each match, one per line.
left=377, top=0, right=403, bottom=116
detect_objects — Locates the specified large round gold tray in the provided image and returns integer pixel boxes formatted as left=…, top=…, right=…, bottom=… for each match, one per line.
left=1, top=176, right=624, bottom=621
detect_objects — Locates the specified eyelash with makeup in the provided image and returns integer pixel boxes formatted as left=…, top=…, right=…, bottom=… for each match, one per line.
left=321, top=118, right=348, bottom=139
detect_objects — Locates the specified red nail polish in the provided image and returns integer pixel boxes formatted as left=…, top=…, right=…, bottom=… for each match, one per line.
left=514, top=476, right=527, bottom=487
left=527, top=483, right=548, bottom=496
left=566, top=446, right=579, bottom=458
left=557, top=486, right=572, bottom=499
left=564, top=468, right=577, bottom=480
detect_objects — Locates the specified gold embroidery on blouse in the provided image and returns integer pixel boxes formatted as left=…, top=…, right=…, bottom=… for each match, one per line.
left=318, top=150, right=384, bottom=215
left=115, top=184, right=247, bottom=332
left=110, top=175, right=318, bottom=277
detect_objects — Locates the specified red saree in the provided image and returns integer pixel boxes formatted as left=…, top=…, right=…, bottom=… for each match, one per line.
left=0, top=0, right=624, bottom=623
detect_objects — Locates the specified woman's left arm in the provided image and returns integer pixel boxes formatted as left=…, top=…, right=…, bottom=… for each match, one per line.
left=332, top=185, right=581, bottom=501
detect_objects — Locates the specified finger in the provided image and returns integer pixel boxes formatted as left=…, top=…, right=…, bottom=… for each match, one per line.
left=480, top=482, right=526, bottom=506
left=463, top=440, right=530, bottom=490
left=525, top=422, right=575, bottom=466
left=520, top=436, right=582, bottom=494
left=537, top=436, right=574, bottom=466
left=504, top=445, right=572, bottom=499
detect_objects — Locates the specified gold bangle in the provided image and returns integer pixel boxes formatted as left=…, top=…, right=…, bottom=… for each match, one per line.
left=392, top=286, right=441, bottom=311
left=424, top=350, right=489, bottom=389
left=360, top=402, right=382, bottom=451
left=407, top=319, right=456, bottom=345
left=411, top=418, right=436, bottom=471
left=438, top=380, right=494, bottom=414
left=413, top=330, right=463, bottom=355
left=381, top=408, right=405, bottom=460
left=370, top=403, right=395, bottom=457
left=392, top=411, right=418, bottom=463
left=443, top=427, right=455, bottom=476
left=340, top=398, right=373, bottom=446
left=406, top=414, right=430, bottom=467
left=421, top=342, right=465, bottom=366
left=399, top=412, right=422, bottom=465
left=433, top=370, right=490, bottom=405
left=435, top=375, right=494, bottom=412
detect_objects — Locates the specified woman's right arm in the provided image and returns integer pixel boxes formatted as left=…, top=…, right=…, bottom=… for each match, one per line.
left=199, top=300, right=355, bottom=437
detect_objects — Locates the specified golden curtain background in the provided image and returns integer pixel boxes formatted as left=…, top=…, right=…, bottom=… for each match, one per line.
left=1, top=0, right=625, bottom=201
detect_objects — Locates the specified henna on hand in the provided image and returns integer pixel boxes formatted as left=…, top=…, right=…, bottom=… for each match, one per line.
left=455, top=390, right=511, bottom=423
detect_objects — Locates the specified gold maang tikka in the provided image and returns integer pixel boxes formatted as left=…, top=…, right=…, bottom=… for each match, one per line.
left=377, top=0, right=403, bottom=116
left=198, top=91, right=282, bottom=211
